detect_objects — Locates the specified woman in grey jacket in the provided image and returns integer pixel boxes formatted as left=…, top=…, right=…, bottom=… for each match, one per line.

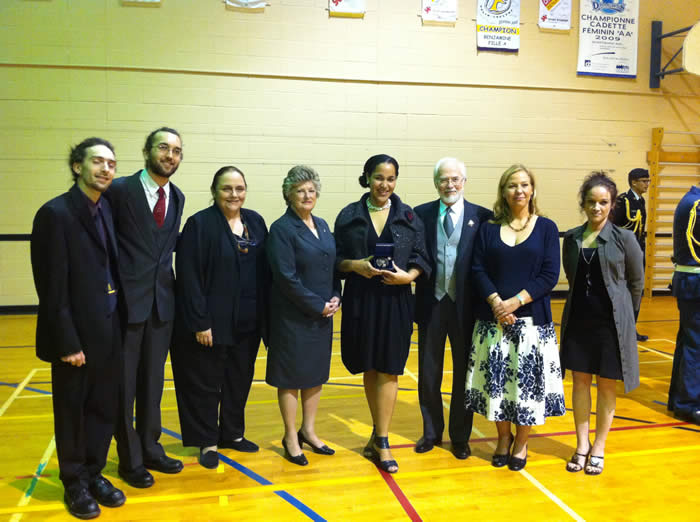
left=560, top=172, right=643, bottom=476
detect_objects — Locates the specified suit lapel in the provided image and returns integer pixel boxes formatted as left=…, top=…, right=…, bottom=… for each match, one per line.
left=163, top=183, right=184, bottom=252
left=425, top=200, right=440, bottom=261
left=286, top=207, right=328, bottom=254
left=456, top=199, right=478, bottom=263
left=125, top=172, right=158, bottom=255
left=68, top=184, right=103, bottom=249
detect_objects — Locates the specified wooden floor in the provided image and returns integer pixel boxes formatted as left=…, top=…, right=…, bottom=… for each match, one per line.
left=1, top=297, right=698, bottom=521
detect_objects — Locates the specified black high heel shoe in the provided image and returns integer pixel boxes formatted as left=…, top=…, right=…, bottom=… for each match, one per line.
left=492, top=434, right=514, bottom=468
left=282, top=438, right=308, bottom=466
left=508, top=444, right=528, bottom=471
left=298, top=430, right=335, bottom=455
left=366, top=436, right=398, bottom=474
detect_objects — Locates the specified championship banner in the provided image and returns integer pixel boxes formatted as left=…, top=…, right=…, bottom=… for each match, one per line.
left=421, top=0, right=457, bottom=25
left=476, top=0, right=521, bottom=52
left=538, top=0, right=571, bottom=31
left=225, top=0, right=266, bottom=12
left=577, top=0, right=639, bottom=78
left=329, top=0, right=365, bottom=18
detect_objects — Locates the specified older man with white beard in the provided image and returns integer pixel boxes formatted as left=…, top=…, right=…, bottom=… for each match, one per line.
left=413, top=158, right=492, bottom=459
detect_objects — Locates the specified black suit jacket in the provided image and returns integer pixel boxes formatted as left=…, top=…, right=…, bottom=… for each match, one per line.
left=174, top=205, right=270, bottom=346
left=31, top=184, right=124, bottom=365
left=413, top=198, right=492, bottom=328
left=105, top=171, right=185, bottom=323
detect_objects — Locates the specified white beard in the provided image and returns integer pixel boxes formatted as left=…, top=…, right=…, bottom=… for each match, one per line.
left=440, top=191, right=462, bottom=205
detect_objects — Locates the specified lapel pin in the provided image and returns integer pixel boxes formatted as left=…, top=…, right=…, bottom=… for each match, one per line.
left=468, top=219, right=475, bottom=227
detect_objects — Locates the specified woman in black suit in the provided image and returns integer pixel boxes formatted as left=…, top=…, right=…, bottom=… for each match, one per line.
left=172, top=166, right=268, bottom=469
left=266, top=165, right=341, bottom=466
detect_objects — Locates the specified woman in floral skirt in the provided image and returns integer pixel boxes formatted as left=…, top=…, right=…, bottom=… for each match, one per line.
left=465, top=164, right=566, bottom=471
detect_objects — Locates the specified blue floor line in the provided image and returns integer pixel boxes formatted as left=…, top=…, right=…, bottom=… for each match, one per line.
left=159, top=426, right=325, bottom=521
left=0, top=381, right=52, bottom=395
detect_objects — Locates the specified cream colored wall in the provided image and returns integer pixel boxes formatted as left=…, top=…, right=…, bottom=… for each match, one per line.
left=1, top=0, right=699, bottom=306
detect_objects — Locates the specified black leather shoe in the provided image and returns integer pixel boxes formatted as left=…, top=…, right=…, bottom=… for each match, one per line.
left=508, top=445, right=528, bottom=471
left=673, top=409, right=700, bottom=426
left=144, top=455, right=184, bottom=474
left=89, top=476, right=125, bottom=508
left=636, top=332, right=649, bottom=342
left=199, top=448, right=220, bottom=469
left=298, top=430, right=335, bottom=455
left=451, top=442, right=471, bottom=460
left=118, top=466, right=154, bottom=488
left=415, top=437, right=441, bottom=454
left=282, top=438, right=308, bottom=466
left=64, top=488, right=100, bottom=519
left=218, top=437, right=259, bottom=453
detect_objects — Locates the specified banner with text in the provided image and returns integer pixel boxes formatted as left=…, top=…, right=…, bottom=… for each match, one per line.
left=329, top=0, right=366, bottom=18
left=476, top=0, right=521, bottom=52
left=577, top=0, right=638, bottom=77
left=538, top=0, right=571, bottom=31
left=225, top=0, right=267, bottom=12
left=421, top=0, right=458, bottom=24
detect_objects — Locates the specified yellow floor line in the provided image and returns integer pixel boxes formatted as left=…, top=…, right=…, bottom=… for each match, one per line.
left=0, top=369, right=37, bottom=417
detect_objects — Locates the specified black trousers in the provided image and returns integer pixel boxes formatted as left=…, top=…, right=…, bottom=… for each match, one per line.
left=115, top=308, right=173, bottom=470
left=172, top=332, right=260, bottom=447
left=417, top=296, right=473, bottom=443
left=52, top=313, right=121, bottom=493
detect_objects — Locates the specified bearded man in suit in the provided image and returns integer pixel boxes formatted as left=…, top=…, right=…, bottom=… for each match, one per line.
left=107, top=127, right=186, bottom=488
left=413, top=158, right=492, bottom=459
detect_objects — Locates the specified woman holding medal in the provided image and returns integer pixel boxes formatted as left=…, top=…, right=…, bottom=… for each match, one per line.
left=560, top=172, right=643, bottom=475
left=172, top=166, right=269, bottom=469
left=334, top=154, right=430, bottom=474
left=266, top=165, right=340, bottom=466
left=465, top=164, right=565, bottom=472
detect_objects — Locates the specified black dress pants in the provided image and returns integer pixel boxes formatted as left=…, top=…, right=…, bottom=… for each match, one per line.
left=115, top=308, right=173, bottom=470
left=417, top=296, right=473, bottom=443
left=52, top=313, right=121, bottom=493
left=172, top=332, right=260, bottom=447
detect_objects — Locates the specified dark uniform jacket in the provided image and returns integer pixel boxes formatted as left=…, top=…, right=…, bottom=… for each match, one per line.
left=612, top=188, right=646, bottom=251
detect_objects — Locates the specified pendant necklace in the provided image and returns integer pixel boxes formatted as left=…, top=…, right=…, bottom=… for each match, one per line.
left=581, top=248, right=597, bottom=297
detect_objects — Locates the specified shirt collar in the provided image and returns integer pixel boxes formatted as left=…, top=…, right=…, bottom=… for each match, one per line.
left=79, top=187, right=102, bottom=217
left=630, top=188, right=642, bottom=200
left=439, top=197, right=464, bottom=217
left=140, top=169, right=170, bottom=197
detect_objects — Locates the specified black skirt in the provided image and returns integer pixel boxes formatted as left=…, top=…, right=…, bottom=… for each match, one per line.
left=561, top=248, right=623, bottom=380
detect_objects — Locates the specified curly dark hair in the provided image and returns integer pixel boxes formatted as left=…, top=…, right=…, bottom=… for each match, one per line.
left=69, top=137, right=115, bottom=182
left=358, top=154, right=399, bottom=188
left=578, top=171, right=618, bottom=211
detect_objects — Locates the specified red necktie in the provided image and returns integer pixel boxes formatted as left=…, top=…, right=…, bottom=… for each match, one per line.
left=153, top=187, right=165, bottom=227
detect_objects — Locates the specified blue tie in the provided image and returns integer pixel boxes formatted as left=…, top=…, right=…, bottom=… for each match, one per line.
left=444, top=207, right=454, bottom=238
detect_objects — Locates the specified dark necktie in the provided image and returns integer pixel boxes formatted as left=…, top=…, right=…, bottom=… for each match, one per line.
left=444, top=207, right=454, bottom=238
left=153, top=187, right=165, bottom=227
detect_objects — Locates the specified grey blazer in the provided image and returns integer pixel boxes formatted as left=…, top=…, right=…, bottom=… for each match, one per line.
left=560, top=221, right=644, bottom=393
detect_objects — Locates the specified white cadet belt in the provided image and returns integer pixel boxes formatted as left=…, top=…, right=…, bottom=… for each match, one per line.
left=675, top=264, right=700, bottom=274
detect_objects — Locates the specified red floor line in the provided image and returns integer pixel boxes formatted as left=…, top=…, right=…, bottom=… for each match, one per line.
left=390, top=421, right=690, bottom=449
left=376, top=465, right=422, bottom=522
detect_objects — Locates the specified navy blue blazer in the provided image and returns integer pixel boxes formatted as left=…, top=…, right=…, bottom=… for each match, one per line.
left=267, top=207, right=340, bottom=318
left=31, top=184, right=125, bottom=365
left=413, top=198, right=492, bottom=328
left=174, top=205, right=269, bottom=346
left=105, top=171, right=185, bottom=323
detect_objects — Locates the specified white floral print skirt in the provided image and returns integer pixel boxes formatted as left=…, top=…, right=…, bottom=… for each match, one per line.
left=465, top=318, right=566, bottom=426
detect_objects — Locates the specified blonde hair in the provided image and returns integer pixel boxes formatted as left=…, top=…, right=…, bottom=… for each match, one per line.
left=491, top=164, right=540, bottom=225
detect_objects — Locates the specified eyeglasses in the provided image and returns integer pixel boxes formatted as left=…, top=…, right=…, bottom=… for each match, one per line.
left=153, top=143, right=182, bottom=158
left=235, top=223, right=257, bottom=254
left=438, top=177, right=464, bottom=187
left=220, top=186, right=246, bottom=195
